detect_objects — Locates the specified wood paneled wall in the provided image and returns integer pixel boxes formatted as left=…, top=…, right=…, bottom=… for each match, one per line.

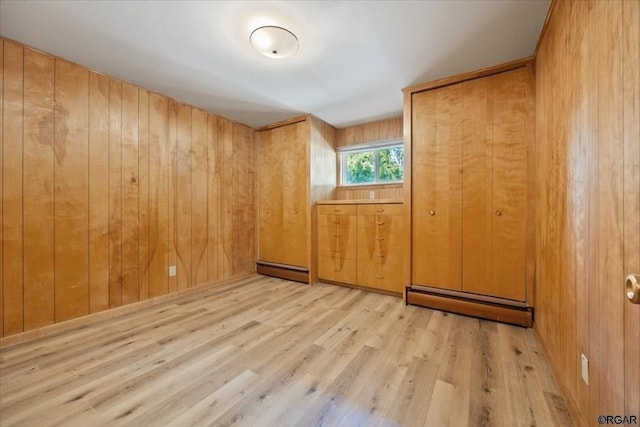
left=0, top=39, right=256, bottom=338
left=535, top=1, right=639, bottom=424
left=335, top=117, right=404, bottom=200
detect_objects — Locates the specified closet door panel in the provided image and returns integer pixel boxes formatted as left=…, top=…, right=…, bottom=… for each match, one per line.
left=258, top=127, right=284, bottom=264
left=461, top=78, right=493, bottom=295
left=280, top=121, right=308, bottom=268
left=490, top=70, right=528, bottom=301
left=412, top=86, right=463, bottom=290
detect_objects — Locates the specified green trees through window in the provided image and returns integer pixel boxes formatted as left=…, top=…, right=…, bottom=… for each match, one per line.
left=343, top=143, right=404, bottom=185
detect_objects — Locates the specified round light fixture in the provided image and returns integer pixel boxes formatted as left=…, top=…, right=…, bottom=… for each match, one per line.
left=250, top=26, right=299, bottom=59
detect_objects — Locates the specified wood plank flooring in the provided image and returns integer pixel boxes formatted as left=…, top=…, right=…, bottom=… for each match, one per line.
left=0, top=275, right=573, bottom=426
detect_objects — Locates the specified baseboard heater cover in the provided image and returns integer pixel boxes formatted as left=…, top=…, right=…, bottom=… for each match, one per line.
left=406, top=286, right=533, bottom=327
left=257, top=262, right=309, bottom=284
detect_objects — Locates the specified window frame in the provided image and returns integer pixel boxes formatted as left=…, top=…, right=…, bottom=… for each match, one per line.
left=337, top=138, right=404, bottom=187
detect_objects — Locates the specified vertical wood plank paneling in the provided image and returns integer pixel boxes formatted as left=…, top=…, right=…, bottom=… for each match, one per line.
left=0, top=40, right=4, bottom=337
left=0, top=37, right=258, bottom=339
left=2, top=41, right=24, bottom=335
left=246, top=125, right=257, bottom=273
left=138, top=89, right=150, bottom=301
left=167, top=100, right=177, bottom=292
left=88, top=72, right=110, bottom=313
left=108, top=78, right=122, bottom=308
left=191, top=108, right=208, bottom=286
left=587, top=1, right=601, bottom=420
left=622, top=0, right=640, bottom=415
left=536, top=0, right=639, bottom=422
left=207, top=114, right=220, bottom=283
left=597, top=0, right=624, bottom=415
left=22, top=48, right=55, bottom=330
left=571, top=0, right=591, bottom=415
left=232, top=123, right=244, bottom=275
left=176, top=103, right=192, bottom=289
left=235, top=124, right=255, bottom=275
left=121, top=82, right=139, bottom=305
left=54, top=59, right=89, bottom=322
left=148, top=93, right=168, bottom=297
left=219, top=117, right=234, bottom=278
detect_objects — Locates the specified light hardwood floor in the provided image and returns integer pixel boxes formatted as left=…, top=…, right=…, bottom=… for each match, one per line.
left=0, top=275, right=572, bottom=426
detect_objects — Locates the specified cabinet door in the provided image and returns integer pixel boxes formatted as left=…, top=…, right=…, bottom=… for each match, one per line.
left=258, top=121, right=308, bottom=268
left=317, top=205, right=357, bottom=284
left=462, top=69, right=528, bottom=301
left=411, top=86, right=463, bottom=290
left=358, top=204, right=406, bottom=293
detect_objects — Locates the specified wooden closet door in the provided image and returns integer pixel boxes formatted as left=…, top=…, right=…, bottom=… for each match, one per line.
left=490, top=69, right=528, bottom=301
left=258, top=126, right=284, bottom=264
left=461, top=77, right=493, bottom=295
left=412, top=85, right=463, bottom=290
left=281, top=121, right=308, bottom=268
left=462, top=69, right=528, bottom=301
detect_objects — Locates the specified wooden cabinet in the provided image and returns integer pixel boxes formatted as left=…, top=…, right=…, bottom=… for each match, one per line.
left=257, top=116, right=336, bottom=283
left=317, top=202, right=406, bottom=294
left=317, top=205, right=357, bottom=284
left=409, top=66, right=533, bottom=305
left=357, top=204, right=406, bottom=293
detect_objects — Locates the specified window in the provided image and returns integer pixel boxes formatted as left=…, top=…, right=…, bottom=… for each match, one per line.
left=339, top=139, right=404, bottom=185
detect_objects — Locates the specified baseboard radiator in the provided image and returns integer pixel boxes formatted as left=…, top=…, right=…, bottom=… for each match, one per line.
left=256, top=261, right=309, bottom=284
left=406, top=285, right=533, bottom=327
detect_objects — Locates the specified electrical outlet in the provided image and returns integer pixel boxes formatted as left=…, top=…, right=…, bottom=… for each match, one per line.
left=369, top=191, right=375, bottom=199
left=169, top=266, right=177, bottom=277
left=581, top=353, right=589, bottom=385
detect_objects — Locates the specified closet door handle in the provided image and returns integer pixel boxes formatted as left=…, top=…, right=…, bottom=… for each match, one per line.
left=626, top=274, right=640, bottom=304
left=429, top=210, right=435, bottom=216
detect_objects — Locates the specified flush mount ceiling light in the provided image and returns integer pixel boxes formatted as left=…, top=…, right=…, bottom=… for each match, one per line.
left=250, top=26, right=299, bottom=59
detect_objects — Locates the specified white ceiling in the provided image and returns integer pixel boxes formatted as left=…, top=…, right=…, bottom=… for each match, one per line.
left=0, top=0, right=549, bottom=129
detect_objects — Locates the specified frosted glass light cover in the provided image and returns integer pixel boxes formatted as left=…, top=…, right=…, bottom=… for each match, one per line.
left=250, top=26, right=299, bottom=59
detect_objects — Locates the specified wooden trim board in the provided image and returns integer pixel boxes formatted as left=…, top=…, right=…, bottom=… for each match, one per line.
left=403, top=56, right=534, bottom=95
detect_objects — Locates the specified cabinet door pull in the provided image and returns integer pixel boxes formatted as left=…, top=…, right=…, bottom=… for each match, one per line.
left=626, top=274, right=640, bottom=304
left=495, top=210, right=502, bottom=216
left=334, top=208, right=341, bottom=212
left=376, top=253, right=385, bottom=258
left=376, top=221, right=385, bottom=225
left=375, top=236, right=385, bottom=241
left=334, top=220, right=341, bottom=224
left=429, top=210, right=435, bottom=216
left=375, top=208, right=385, bottom=212
left=375, top=274, right=385, bottom=279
